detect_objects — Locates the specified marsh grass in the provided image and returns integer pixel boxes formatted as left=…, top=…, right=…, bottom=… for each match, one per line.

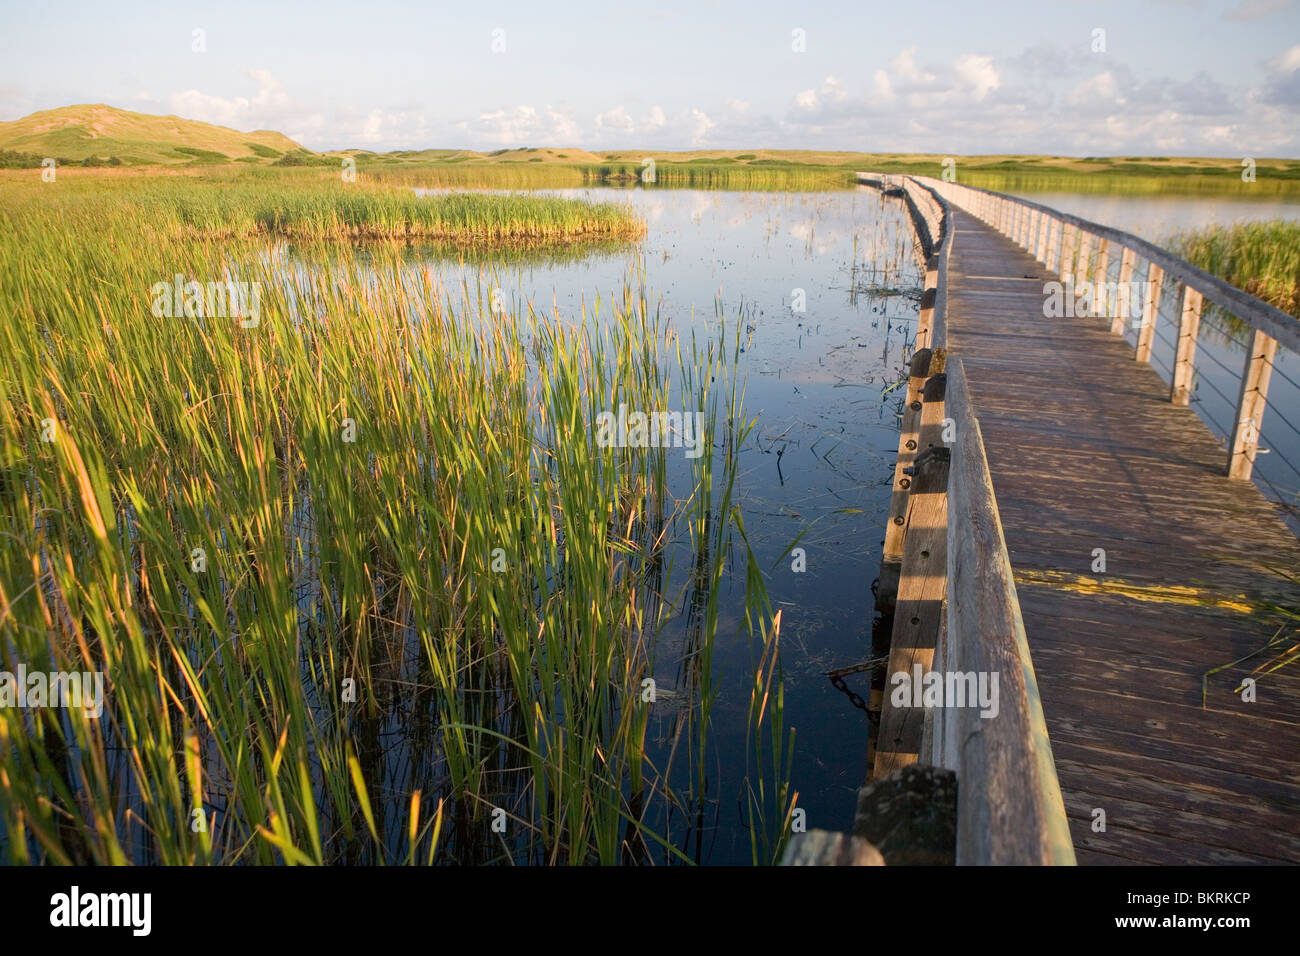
left=3, top=175, right=644, bottom=243
left=1168, top=219, right=1300, bottom=318
left=0, top=181, right=790, bottom=865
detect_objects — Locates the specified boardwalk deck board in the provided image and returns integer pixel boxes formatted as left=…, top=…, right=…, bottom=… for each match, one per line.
left=944, top=208, right=1300, bottom=865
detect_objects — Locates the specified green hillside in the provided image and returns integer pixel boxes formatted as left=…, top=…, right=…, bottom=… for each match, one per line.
left=0, top=103, right=303, bottom=166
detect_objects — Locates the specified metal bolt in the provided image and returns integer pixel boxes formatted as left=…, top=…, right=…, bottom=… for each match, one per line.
left=899, top=477, right=911, bottom=489
left=910, top=401, right=922, bottom=411
left=905, top=439, right=917, bottom=450
left=893, top=516, right=905, bottom=526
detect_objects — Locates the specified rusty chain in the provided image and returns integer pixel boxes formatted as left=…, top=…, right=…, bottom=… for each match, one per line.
left=826, top=656, right=888, bottom=713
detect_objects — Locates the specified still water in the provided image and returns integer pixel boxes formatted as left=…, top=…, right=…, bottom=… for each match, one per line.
left=1005, top=190, right=1300, bottom=240
left=392, top=187, right=922, bottom=862
left=368, top=185, right=1298, bottom=862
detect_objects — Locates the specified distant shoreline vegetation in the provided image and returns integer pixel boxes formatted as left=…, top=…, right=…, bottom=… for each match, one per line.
left=9, top=150, right=1300, bottom=196
left=0, top=175, right=645, bottom=243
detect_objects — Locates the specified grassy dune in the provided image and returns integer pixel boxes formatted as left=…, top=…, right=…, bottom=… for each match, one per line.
left=0, top=104, right=300, bottom=166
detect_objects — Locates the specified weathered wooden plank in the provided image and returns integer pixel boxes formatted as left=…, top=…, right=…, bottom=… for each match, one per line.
left=944, top=361, right=1075, bottom=865
left=1063, top=804, right=1290, bottom=865
left=874, top=376, right=950, bottom=778
left=1048, top=735, right=1300, bottom=809
left=1057, top=778, right=1300, bottom=862
left=878, top=348, right=939, bottom=612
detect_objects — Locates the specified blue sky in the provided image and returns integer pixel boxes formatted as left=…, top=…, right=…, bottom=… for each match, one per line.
left=2, top=0, right=1298, bottom=155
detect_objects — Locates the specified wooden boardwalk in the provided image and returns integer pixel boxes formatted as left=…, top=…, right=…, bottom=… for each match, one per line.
left=945, top=208, right=1300, bottom=864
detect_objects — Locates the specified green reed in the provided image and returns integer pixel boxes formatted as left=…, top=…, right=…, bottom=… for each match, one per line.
left=1168, top=219, right=1300, bottom=318
left=0, top=175, right=642, bottom=242
left=0, top=178, right=787, bottom=865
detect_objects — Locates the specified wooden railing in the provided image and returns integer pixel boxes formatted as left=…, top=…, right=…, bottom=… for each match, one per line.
left=861, top=172, right=1076, bottom=865
left=915, top=175, right=1300, bottom=486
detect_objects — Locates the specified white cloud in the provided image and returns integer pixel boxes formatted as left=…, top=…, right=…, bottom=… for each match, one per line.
left=463, top=105, right=544, bottom=145
left=889, top=48, right=936, bottom=86
left=687, top=107, right=715, bottom=144
left=594, top=105, right=635, bottom=134
left=139, top=41, right=1300, bottom=156
left=772, top=45, right=1300, bottom=155
left=954, top=54, right=1000, bottom=101
left=545, top=106, right=581, bottom=142
left=873, top=70, right=894, bottom=102
left=1066, top=72, right=1124, bottom=110
left=170, top=69, right=290, bottom=129
left=1269, top=44, right=1300, bottom=73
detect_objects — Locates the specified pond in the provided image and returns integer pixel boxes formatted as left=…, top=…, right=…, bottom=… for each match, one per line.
left=358, top=186, right=924, bottom=862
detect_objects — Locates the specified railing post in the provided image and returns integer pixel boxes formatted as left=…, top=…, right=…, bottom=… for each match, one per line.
left=1135, top=263, right=1164, bottom=363
left=1036, top=215, right=1051, bottom=264
left=1075, top=231, right=1092, bottom=292
left=1228, top=330, right=1278, bottom=480
left=1060, top=224, right=1078, bottom=284
left=1045, top=219, right=1061, bottom=273
left=1091, top=238, right=1110, bottom=319
left=1170, top=285, right=1202, bottom=405
left=1112, top=247, right=1136, bottom=335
